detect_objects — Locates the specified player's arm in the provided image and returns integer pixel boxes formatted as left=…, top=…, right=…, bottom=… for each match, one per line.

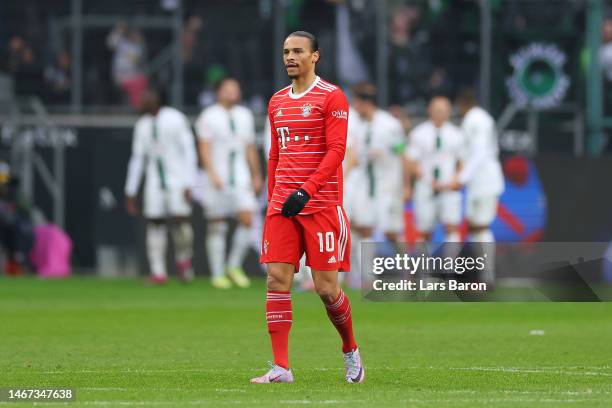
left=244, top=112, right=263, bottom=195
left=344, top=145, right=358, bottom=176
left=300, top=89, right=348, bottom=196
left=457, top=123, right=489, bottom=187
left=124, top=122, right=146, bottom=215
left=267, top=105, right=279, bottom=202
left=195, top=114, right=223, bottom=190
left=389, top=123, right=411, bottom=202
left=281, top=89, right=348, bottom=217
left=344, top=113, right=360, bottom=176
left=402, top=154, right=412, bottom=202
left=180, top=115, right=198, bottom=200
left=404, top=130, right=422, bottom=180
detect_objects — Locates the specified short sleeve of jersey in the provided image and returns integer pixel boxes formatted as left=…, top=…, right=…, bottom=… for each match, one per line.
left=406, top=127, right=422, bottom=160
left=195, top=110, right=212, bottom=140
left=389, top=118, right=405, bottom=153
left=243, top=109, right=256, bottom=144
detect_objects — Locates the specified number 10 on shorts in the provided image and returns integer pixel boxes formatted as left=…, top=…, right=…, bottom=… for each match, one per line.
left=317, top=232, right=335, bottom=253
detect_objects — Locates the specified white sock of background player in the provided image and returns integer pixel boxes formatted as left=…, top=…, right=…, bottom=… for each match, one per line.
left=469, top=229, right=495, bottom=284
left=445, top=230, right=461, bottom=243
left=349, top=230, right=363, bottom=289
left=295, top=255, right=312, bottom=286
left=171, top=222, right=194, bottom=275
left=207, top=221, right=227, bottom=279
left=147, top=223, right=167, bottom=279
left=228, top=222, right=250, bottom=270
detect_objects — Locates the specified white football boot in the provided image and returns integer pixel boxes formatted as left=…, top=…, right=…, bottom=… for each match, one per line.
left=344, top=349, right=365, bottom=383
left=250, top=362, right=294, bottom=384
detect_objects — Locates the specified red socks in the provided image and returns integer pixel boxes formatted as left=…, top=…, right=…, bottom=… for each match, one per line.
left=325, top=290, right=357, bottom=353
left=266, top=289, right=356, bottom=367
left=266, top=291, right=292, bottom=369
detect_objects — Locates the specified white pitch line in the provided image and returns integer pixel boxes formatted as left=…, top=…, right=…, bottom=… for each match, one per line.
left=37, top=365, right=612, bottom=375
left=448, top=367, right=612, bottom=377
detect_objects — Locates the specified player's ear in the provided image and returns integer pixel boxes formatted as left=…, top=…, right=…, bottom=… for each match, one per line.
left=312, top=50, right=320, bottom=64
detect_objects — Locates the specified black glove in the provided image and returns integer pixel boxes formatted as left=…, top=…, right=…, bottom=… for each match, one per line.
left=281, top=188, right=310, bottom=217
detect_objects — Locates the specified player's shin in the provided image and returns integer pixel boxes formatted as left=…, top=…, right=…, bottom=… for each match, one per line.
left=266, top=291, right=292, bottom=369
left=206, top=221, right=227, bottom=279
left=171, top=222, right=194, bottom=279
left=147, top=223, right=168, bottom=278
left=228, top=223, right=250, bottom=270
left=469, top=229, right=495, bottom=285
left=324, top=289, right=357, bottom=353
left=349, top=230, right=363, bottom=289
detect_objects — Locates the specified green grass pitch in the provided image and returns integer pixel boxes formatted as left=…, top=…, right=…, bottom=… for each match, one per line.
left=1, top=277, right=612, bottom=407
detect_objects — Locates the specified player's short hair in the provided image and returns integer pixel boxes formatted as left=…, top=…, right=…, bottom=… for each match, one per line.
left=352, top=82, right=377, bottom=103
left=143, top=86, right=165, bottom=106
left=214, top=77, right=239, bottom=93
left=456, top=87, right=478, bottom=106
left=287, top=30, right=319, bottom=53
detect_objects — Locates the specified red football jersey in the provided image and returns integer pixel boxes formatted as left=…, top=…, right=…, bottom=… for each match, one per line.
left=267, top=76, right=349, bottom=215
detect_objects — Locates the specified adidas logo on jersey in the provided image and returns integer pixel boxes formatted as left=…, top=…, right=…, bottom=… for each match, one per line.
left=276, top=109, right=283, bottom=117
left=328, top=256, right=337, bottom=264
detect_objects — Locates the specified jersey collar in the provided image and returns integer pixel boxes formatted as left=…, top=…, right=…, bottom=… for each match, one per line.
left=288, top=76, right=320, bottom=99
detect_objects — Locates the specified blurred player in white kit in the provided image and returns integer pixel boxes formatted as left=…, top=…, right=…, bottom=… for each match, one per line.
left=195, top=78, right=263, bottom=289
left=346, top=83, right=407, bottom=286
left=406, top=96, right=464, bottom=243
left=125, top=89, right=197, bottom=284
left=438, top=88, right=505, bottom=282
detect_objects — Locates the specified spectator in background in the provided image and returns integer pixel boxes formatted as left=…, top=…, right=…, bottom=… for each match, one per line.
left=424, top=67, right=453, bottom=101
left=0, top=162, right=33, bottom=276
left=107, top=21, right=148, bottom=109
left=7, top=35, right=41, bottom=96
left=182, top=15, right=203, bottom=65
left=44, top=49, right=71, bottom=104
left=182, top=15, right=204, bottom=105
left=388, top=5, right=432, bottom=106
left=600, top=18, right=612, bottom=83
left=600, top=18, right=612, bottom=114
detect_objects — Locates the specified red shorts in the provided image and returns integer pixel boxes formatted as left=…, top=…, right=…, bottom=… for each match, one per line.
left=260, top=205, right=351, bottom=272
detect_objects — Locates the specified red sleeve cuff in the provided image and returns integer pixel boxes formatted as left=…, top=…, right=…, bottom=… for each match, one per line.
left=300, top=180, right=316, bottom=197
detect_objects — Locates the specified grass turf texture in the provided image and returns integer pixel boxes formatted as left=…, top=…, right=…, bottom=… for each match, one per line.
left=1, top=277, right=611, bottom=407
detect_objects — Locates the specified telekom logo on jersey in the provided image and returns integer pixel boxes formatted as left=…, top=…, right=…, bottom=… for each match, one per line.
left=277, top=126, right=311, bottom=149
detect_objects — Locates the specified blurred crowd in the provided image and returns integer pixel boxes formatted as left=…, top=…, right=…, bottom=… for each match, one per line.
left=0, top=0, right=596, bottom=114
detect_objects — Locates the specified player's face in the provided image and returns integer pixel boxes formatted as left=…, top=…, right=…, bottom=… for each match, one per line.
left=428, top=97, right=451, bottom=127
left=456, top=99, right=469, bottom=117
left=217, top=80, right=241, bottom=105
left=352, top=98, right=364, bottom=116
left=140, top=90, right=160, bottom=115
left=283, top=36, right=319, bottom=79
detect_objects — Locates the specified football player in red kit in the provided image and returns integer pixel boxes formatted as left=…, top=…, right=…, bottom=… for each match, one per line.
left=251, top=31, right=364, bottom=384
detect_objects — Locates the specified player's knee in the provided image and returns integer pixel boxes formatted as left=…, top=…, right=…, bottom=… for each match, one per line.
left=468, top=224, right=488, bottom=233
left=418, top=231, right=431, bottom=242
left=207, top=220, right=227, bottom=236
left=266, top=264, right=293, bottom=291
left=444, top=224, right=459, bottom=233
left=148, top=218, right=165, bottom=226
left=172, top=222, right=193, bottom=248
left=384, top=232, right=398, bottom=243
left=355, top=225, right=373, bottom=238
left=237, top=212, right=252, bottom=228
left=315, top=284, right=339, bottom=304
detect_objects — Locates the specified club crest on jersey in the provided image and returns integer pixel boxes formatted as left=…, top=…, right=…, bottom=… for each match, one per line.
left=301, top=104, right=313, bottom=117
